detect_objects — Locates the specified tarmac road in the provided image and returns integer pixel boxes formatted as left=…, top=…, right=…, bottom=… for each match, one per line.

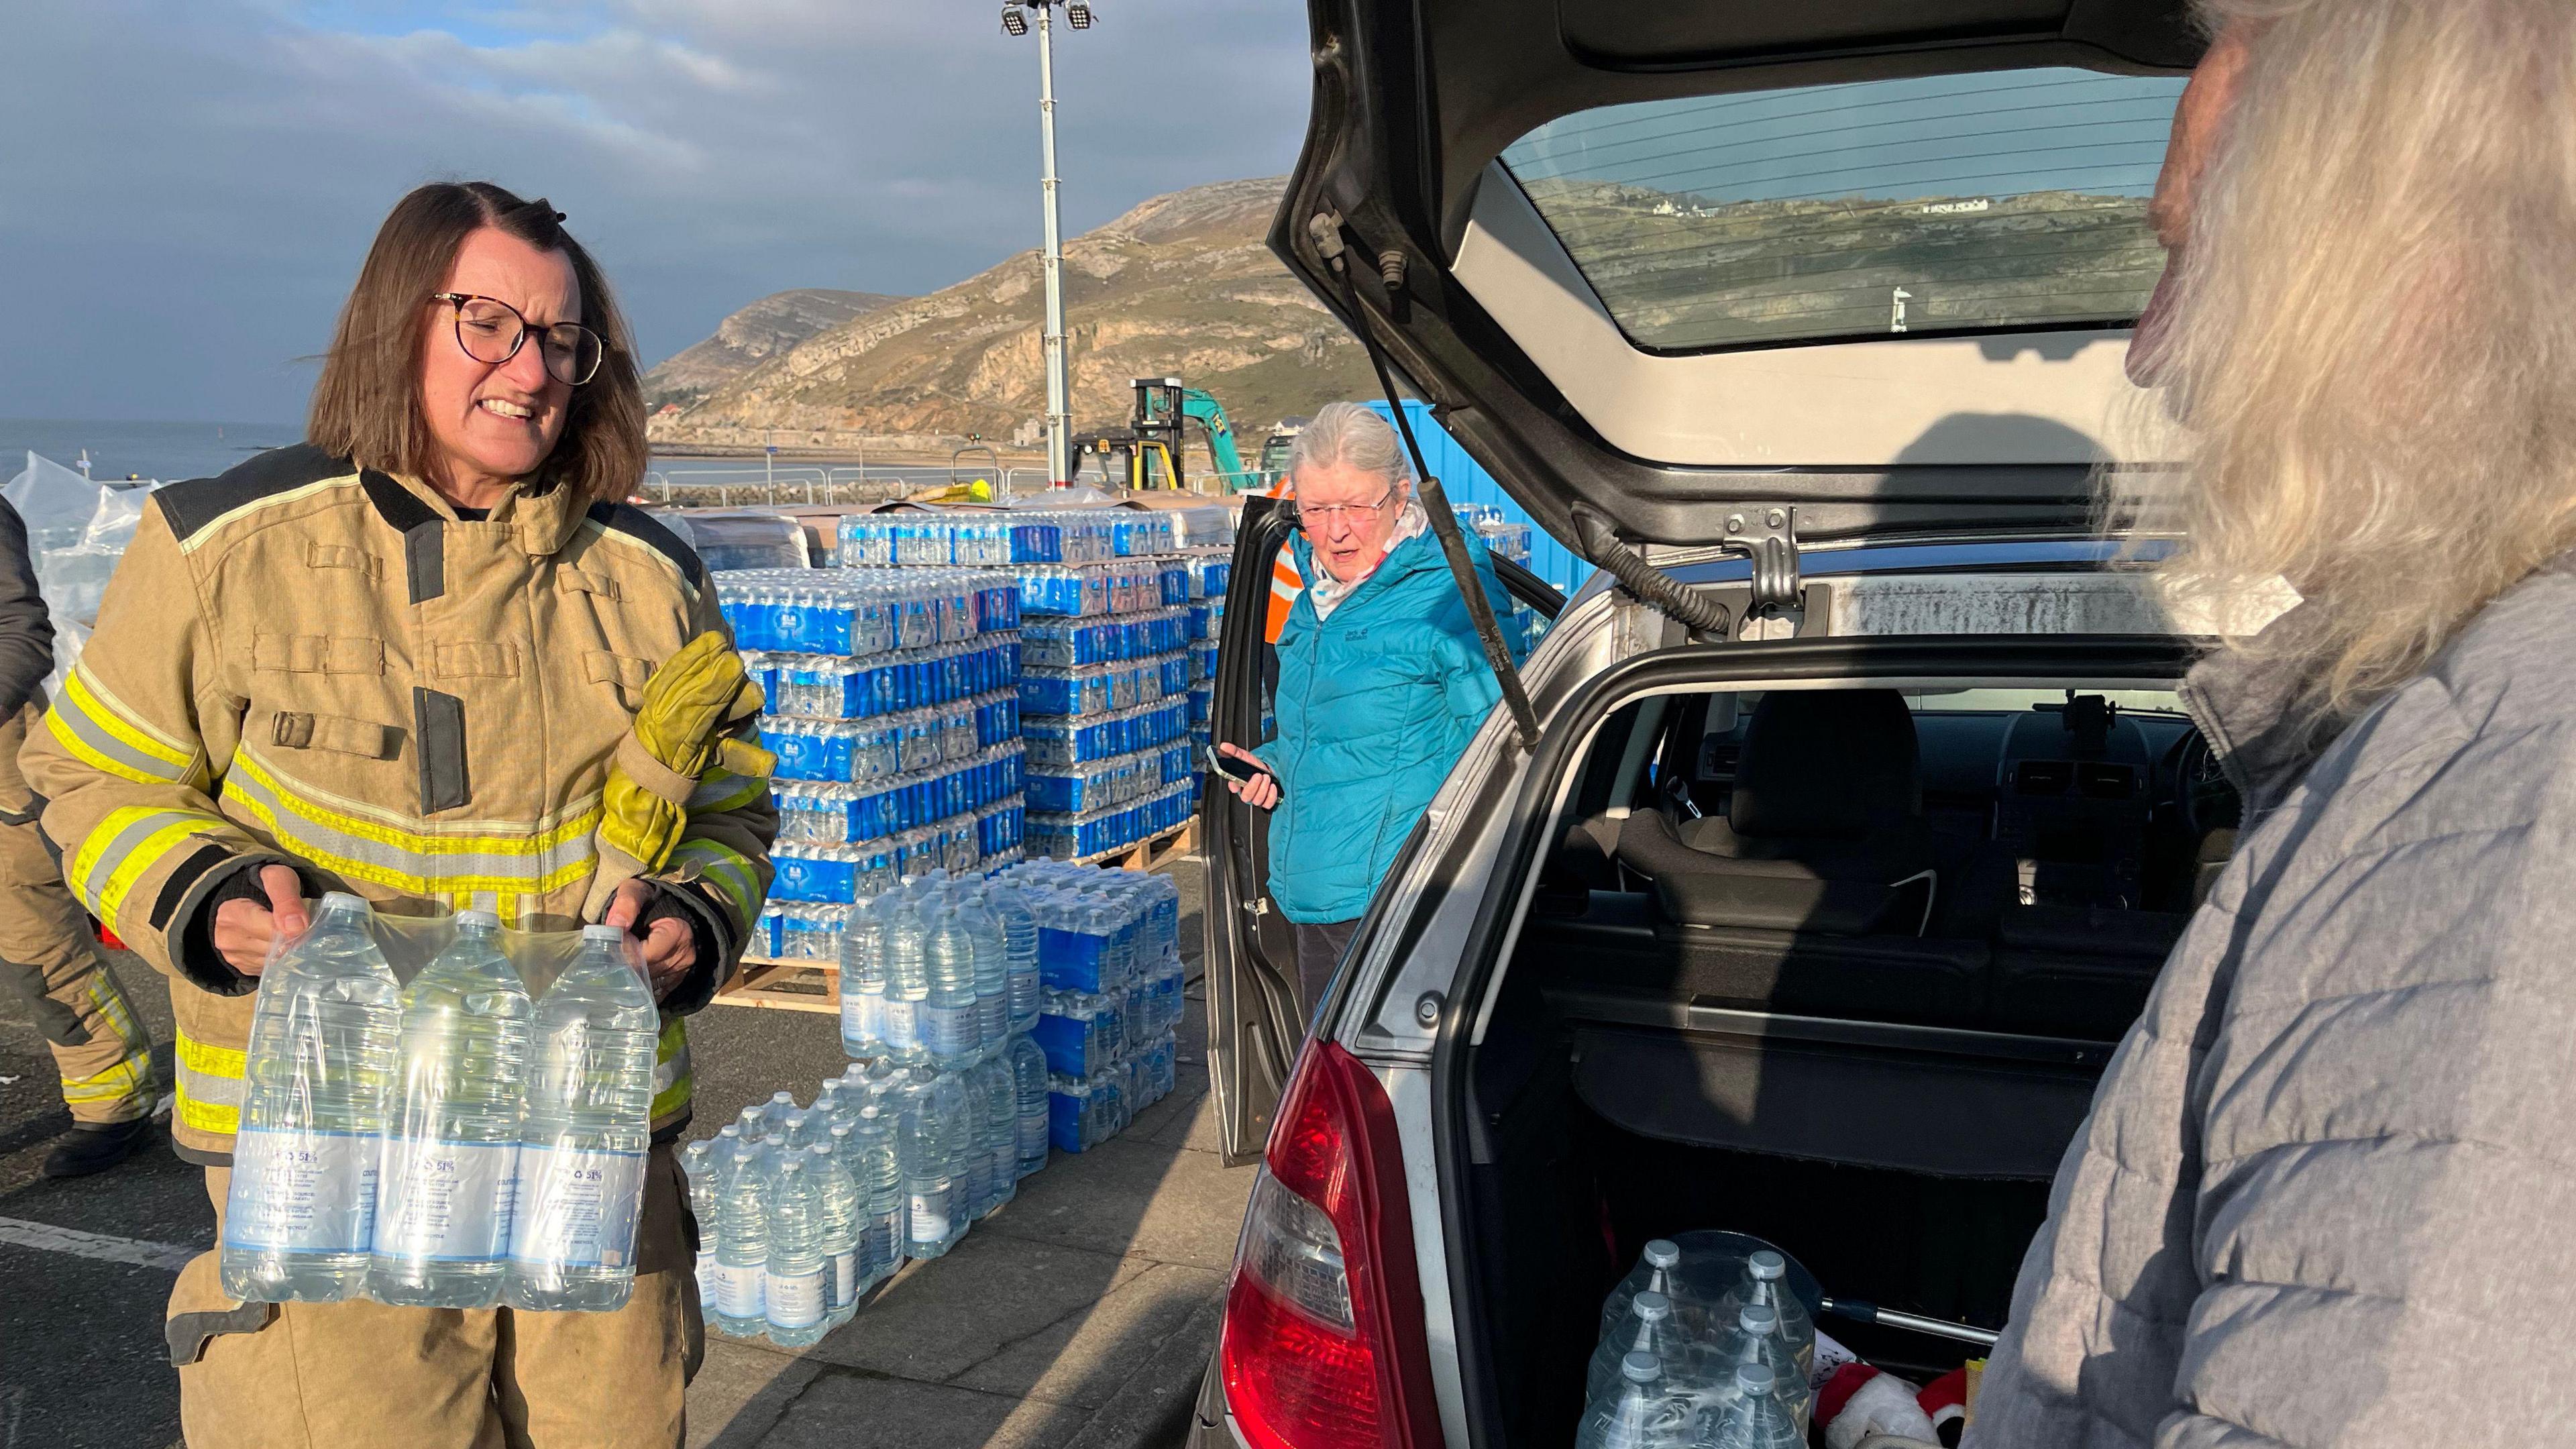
left=0, top=859, right=1232, bottom=1449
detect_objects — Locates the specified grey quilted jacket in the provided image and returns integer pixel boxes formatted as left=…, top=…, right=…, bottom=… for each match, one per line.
left=1973, top=566, right=2576, bottom=1447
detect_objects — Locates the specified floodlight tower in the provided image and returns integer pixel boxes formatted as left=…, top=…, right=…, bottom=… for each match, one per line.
left=1001, top=0, right=1093, bottom=487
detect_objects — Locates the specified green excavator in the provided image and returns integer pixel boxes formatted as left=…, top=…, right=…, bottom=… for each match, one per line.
left=1072, top=378, right=1271, bottom=492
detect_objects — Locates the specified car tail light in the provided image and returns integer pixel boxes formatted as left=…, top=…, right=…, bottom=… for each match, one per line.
left=1220, top=1037, right=1440, bottom=1449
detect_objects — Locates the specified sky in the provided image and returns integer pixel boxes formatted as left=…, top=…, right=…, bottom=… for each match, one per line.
left=1, top=0, right=1313, bottom=424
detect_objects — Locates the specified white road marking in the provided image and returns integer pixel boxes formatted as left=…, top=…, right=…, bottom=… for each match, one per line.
left=0, top=1214, right=199, bottom=1272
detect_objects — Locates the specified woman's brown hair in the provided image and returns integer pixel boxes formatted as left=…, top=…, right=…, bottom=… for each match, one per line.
left=307, top=182, right=646, bottom=505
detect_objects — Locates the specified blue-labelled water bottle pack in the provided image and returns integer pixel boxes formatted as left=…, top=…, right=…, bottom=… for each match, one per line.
left=219, top=898, right=661, bottom=1313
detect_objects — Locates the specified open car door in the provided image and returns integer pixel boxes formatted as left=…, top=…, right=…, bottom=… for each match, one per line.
left=1202, top=494, right=1564, bottom=1166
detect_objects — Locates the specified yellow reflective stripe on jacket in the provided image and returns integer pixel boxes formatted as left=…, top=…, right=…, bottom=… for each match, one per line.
left=649, top=1016, right=692, bottom=1124
left=174, top=1030, right=246, bottom=1137
left=686, top=769, right=767, bottom=814
left=45, top=665, right=196, bottom=786
left=70, top=806, right=227, bottom=930
left=224, top=749, right=601, bottom=898
left=669, top=837, right=763, bottom=928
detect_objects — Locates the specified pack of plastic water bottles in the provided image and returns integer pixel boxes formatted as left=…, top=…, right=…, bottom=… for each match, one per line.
left=766, top=804, right=1023, bottom=906
left=1020, top=698, right=1191, bottom=769
left=988, top=861, right=1185, bottom=1152
left=716, top=568, right=1018, bottom=655
left=1185, top=594, right=1226, bottom=642
left=747, top=637, right=1021, bottom=722
left=1018, top=656, right=1185, bottom=718
left=1178, top=550, right=1230, bottom=600
left=1023, top=742, right=1194, bottom=815
left=836, top=507, right=1185, bottom=569
left=771, top=745, right=1026, bottom=845
left=1020, top=608, right=1190, bottom=667
left=760, top=697, right=1013, bottom=785
left=1015, top=559, right=1187, bottom=618
left=1456, top=503, right=1534, bottom=568
left=1025, top=782, right=1195, bottom=863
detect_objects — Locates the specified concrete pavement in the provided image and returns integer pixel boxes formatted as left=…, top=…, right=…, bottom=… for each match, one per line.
left=0, top=859, right=1248, bottom=1449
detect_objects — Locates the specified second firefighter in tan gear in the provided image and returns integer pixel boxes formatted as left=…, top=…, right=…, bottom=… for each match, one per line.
left=25, top=447, right=776, bottom=1446
left=0, top=703, right=156, bottom=1128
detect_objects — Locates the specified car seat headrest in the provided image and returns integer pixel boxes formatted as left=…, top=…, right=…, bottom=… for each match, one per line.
left=1728, top=689, right=1921, bottom=839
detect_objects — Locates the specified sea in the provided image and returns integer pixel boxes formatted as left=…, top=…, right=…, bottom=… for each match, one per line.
left=0, top=418, right=304, bottom=484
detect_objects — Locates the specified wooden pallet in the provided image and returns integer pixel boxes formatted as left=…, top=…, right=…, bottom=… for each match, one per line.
left=712, top=817, right=1199, bottom=1010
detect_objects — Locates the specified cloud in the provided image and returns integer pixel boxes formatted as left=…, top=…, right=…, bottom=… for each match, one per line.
left=0, top=0, right=1312, bottom=421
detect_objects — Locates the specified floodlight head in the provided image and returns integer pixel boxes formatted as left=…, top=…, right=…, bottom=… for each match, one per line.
left=1002, top=3, right=1028, bottom=35
left=1067, top=2, right=1093, bottom=28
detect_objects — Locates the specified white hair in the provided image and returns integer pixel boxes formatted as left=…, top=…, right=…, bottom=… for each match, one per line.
left=2123, top=0, right=2576, bottom=730
left=1285, top=400, right=1415, bottom=492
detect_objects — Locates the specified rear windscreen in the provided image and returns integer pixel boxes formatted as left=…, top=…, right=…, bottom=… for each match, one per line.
left=1499, top=68, right=2186, bottom=353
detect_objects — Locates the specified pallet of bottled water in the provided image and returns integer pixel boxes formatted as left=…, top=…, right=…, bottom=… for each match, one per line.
left=1580, top=1236, right=1833, bottom=1449
left=837, top=506, right=1185, bottom=567
left=717, top=568, right=1019, bottom=655
left=767, top=803, right=1025, bottom=909
left=1185, top=592, right=1225, bottom=643
left=219, top=898, right=663, bottom=1314
left=1027, top=782, right=1196, bottom=863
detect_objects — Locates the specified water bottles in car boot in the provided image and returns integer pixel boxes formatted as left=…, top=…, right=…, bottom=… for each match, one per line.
left=1707, top=1303, right=1809, bottom=1426
left=764, top=1154, right=829, bottom=1346
left=1689, top=1364, right=1803, bottom=1449
left=1601, top=1238, right=1713, bottom=1339
left=1721, top=1250, right=1815, bottom=1376
left=505, top=925, right=659, bottom=1313
left=371, top=910, right=532, bottom=1309
left=1588, top=1291, right=1707, bottom=1405
left=221, top=893, right=403, bottom=1304
left=1575, top=1351, right=1691, bottom=1449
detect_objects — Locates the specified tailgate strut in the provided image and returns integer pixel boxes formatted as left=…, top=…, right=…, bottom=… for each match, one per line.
left=1309, top=211, right=1542, bottom=753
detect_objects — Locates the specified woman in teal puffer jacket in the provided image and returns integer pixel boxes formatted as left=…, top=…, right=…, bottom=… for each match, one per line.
left=1216, top=402, right=1520, bottom=1014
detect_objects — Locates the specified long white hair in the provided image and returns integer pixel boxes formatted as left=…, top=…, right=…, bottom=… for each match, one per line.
left=2131, top=0, right=2576, bottom=727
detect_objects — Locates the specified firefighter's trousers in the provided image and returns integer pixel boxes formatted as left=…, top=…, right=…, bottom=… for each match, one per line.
left=170, top=1145, right=702, bottom=1449
left=0, top=706, right=153, bottom=1123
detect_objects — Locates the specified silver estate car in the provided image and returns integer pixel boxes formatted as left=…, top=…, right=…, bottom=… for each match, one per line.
left=1188, top=5, right=2231, bottom=1449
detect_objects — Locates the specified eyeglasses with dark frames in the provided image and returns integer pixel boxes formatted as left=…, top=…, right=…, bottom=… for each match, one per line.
left=429, top=292, right=605, bottom=387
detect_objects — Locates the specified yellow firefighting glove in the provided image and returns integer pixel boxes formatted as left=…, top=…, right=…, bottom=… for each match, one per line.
left=583, top=631, right=775, bottom=921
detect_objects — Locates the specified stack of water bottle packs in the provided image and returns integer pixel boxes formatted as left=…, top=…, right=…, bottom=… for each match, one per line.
left=1010, top=539, right=1195, bottom=862
left=219, top=898, right=664, bottom=1313
left=1577, top=1235, right=1830, bottom=1449
left=722, top=566, right=1029, bottom=911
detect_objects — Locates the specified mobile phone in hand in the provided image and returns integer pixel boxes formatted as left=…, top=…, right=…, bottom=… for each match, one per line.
left=1208, top=745, right=1282, bottom=796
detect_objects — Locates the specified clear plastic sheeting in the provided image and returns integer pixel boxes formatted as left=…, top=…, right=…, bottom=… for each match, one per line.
left=3, top=451, right=160, bottom=696
left=652, top=508, right=815, bottom=572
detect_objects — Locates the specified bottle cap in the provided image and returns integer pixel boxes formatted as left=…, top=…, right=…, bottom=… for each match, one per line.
left=582, top=923, right=627, bottom=945
left=317, top=891, right=370, bottom=917
left=1739, top=1303, right=1777, bottom=1335
left=810, top=1142, right=833, bottom=1156
left=1620, top=1351, right=1662, bottom=1384
left=1633, top=1291, right=1670, bottom=1321
left=1749, top=1250, right=1786, bottom=1281
left=1734, top=1362, right=1774, bottom=1396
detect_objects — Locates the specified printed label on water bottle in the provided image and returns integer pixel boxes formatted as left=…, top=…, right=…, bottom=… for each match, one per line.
left=881, top=999, right=920, bottom=1052
left=507, top=1145, right=646, bottom=1269
left=848, top=991, right=887, bottom=1046
left=922, top=1004, right=975, bottom=1058
left=831, top=1250, right=857, bottom=1309
left=225, top=1127, right=380, bottom=1254
left=767, top=1267, right=826, bottom=1329
left=714, top=1258, right=765, bottom=1318
left=908, top=1188, right=952, bottom=1246
left=374, top=1138, right=518, bottom=1262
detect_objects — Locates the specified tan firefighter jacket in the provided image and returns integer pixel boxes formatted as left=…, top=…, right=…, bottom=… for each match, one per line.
left=20, top=444, right=776, bottom=1163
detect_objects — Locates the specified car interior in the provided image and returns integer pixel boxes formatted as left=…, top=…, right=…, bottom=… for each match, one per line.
left=1456, top=680, right=2240, bottom=1447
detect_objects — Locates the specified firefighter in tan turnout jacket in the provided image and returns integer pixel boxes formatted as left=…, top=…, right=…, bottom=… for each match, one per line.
left=23, top=183, right=775, bottom=1448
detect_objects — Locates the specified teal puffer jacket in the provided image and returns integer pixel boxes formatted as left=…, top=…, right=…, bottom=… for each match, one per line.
left=1253, top=527, right=1520, bottom=924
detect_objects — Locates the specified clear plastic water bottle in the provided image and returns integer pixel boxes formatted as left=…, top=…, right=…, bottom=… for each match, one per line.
left=684, top=1137, right=720, bottom=1312
left=764, top=1154, right=830, bottom=1346
left=973, top=1054, right=1018, bottom=1212
left=896, top=1071, right=958, bottom=1259
left=1688, top=1364, right=1802, bottom=1449
left=953, top=886, right=1009, bottom=1052
left=814, top=1135, right=862, bottom=1324
left=920, top=904, right=979, bottom=1067
left=948, top=1067, right=994, bottom=1222
left=712, top=1132, right=772, bottom=1336
left=881, top=894, right=929, bottom=1065
left=1008, top=1036, right=1050, bottom=1179
left=758, top=1090, right=798, bottom=1141
left=1589, top=1291, right=1706, bottom=1404
left=1723, top=1251, right=1815, bottom=1377
left=504, top=925, right=659, bottom=1313
left=1575, top=1351, right=1691, bottom=1449
left=986, top=877, right=1042, bottom=1032
left=371, top=910, right=531, bottom=1308
left=1601, top=1238, right=1706, bottom=1340
left=221, top=893, right=402, bottom=1303
left=841, top=895, right=888, bottom=1059
left=849, top=1099, right=904, bottom=1288
left=1708, top=1303, right=1809, bottom=1426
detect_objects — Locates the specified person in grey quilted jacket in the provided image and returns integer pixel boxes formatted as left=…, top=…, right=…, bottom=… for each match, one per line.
left=1974, top=3, right=2576, bottom=1444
